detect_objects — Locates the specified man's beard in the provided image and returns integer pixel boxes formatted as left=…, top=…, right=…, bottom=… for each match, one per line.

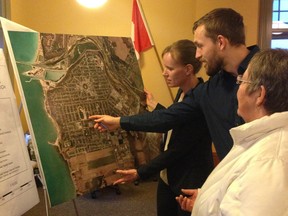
left=205, top=57, right=223, bottom=76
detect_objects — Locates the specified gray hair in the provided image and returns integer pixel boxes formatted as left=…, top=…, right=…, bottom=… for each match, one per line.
left=247, top=48, right=288, bottom=114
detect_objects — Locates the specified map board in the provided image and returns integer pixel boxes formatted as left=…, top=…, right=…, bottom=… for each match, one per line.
left=0, top=49, right=39, bottom=216
left=1, top=18, right=160, bottom=206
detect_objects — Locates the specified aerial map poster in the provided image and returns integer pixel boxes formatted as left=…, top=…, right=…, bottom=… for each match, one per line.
left=1, top=19, right=160, bottom=206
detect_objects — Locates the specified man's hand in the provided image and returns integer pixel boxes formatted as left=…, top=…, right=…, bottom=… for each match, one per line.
left=175, top=189, right=199, bottom=212
left=113, top=169, right=139, bottom=185
left=89, top=115, right=121, bottom=132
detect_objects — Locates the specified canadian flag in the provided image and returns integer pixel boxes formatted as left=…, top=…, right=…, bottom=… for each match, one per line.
left=131, top=0, right=154, bottom=59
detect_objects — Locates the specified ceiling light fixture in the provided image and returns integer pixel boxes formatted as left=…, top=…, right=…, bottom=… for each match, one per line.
left=76, top=0, right=107, bottom=8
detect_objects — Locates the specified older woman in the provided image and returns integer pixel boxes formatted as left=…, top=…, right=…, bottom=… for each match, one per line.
left=177, top=48, right=288, bottom=215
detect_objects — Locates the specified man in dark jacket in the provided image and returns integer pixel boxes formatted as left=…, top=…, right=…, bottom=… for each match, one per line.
left=90, top=8, right=260, bottom=160
left=90, top=8, right=260, bottom=215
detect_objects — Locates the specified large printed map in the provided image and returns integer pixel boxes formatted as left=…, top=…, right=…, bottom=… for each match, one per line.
left=5, top=30, right=160, bottom=206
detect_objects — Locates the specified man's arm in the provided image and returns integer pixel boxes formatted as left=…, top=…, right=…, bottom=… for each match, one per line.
left=89, top=90, right=202, bottom=133
left=120, top=95, right=201, bottom=132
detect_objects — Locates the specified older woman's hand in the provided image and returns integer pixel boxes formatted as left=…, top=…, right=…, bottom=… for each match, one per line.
left=176, top=189, right=199, bottom=212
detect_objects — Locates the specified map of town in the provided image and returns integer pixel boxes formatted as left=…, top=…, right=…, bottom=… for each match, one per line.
left=6, top=31, right=160, bottom=205
left=37, top=34, right=147, bottom=193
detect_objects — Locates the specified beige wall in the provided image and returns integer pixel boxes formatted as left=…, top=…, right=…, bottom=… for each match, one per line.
left=9, top=0, right=260, bottom=131
left=194, top=0, right=260, bottom=46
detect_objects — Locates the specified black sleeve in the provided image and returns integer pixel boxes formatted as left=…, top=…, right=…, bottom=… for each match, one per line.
left=120, top=93, right=201, bottom=133
left=137, top=143, right=183, bottom=179
left=137, top=112, right=211, bottom=180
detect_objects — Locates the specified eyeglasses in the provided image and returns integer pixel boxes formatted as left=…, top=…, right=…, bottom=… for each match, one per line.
left=236, top=75, right=252, bottom=85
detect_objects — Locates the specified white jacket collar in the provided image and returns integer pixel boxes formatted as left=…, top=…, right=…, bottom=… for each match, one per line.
left=230, top=112, right=288, bottom=145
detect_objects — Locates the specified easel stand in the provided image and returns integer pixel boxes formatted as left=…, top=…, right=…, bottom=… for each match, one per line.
left=37, top=175, right=80, bottom=216
left=72, top=199, right=80, bottom=216
left=43, top=185, right=49, bottom=216
left=34, top=174, right=49, bottom=216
